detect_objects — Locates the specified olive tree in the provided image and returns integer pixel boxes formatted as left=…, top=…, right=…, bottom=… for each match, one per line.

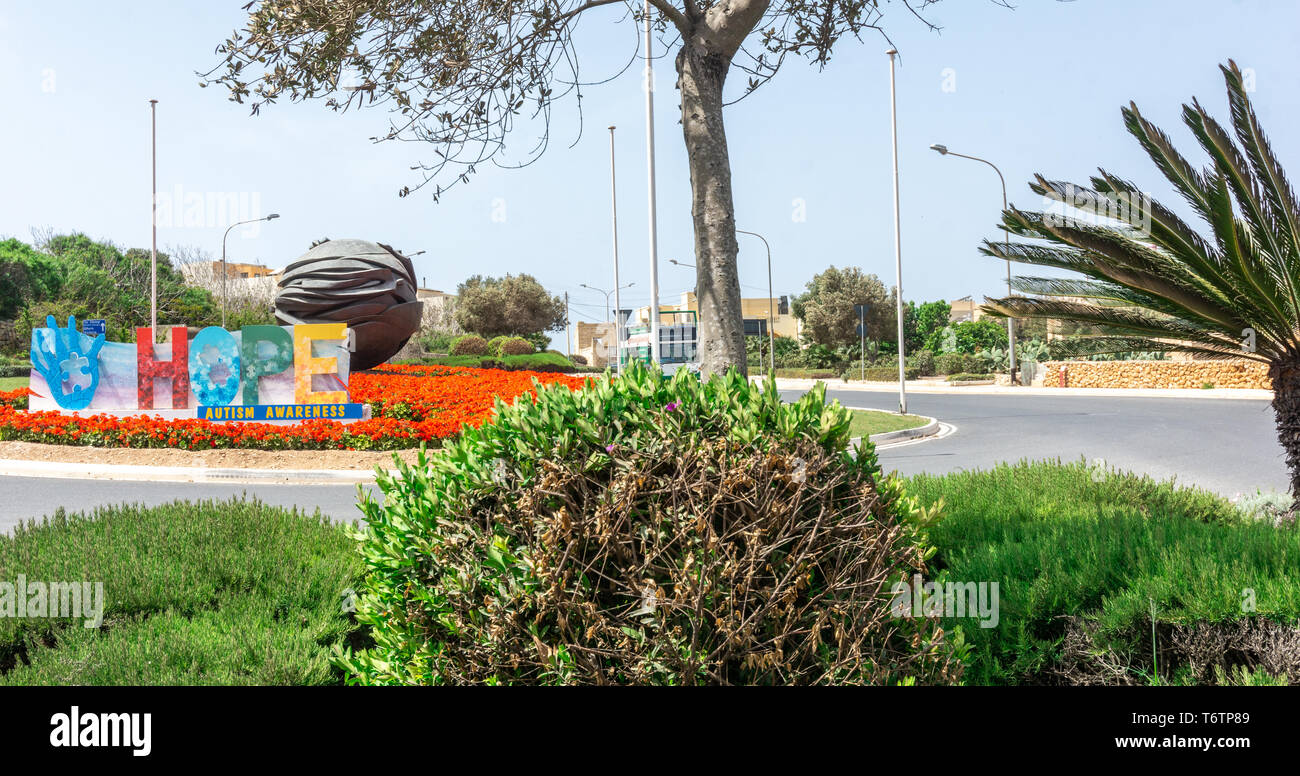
left=204, top=0, right=954, bottom=374
left=456, top=274, right=567, bottom=339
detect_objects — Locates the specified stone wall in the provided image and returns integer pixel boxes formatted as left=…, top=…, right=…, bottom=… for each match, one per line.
left=1041, top=359, right=1271, bottom=390
left=0, top=320, right=20, bottom=353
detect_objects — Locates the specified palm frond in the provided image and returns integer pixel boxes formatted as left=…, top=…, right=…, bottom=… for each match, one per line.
left=980, top=62, right=1300, bottom=364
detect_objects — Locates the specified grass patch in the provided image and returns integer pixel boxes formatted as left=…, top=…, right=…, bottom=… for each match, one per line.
left=905, top=460, right=1300, bottom=685
left=0, top=498, right=362, bottom=685
left=848, top=409, right=928, bottom=438
left=0, top=376, right=26, bottom=392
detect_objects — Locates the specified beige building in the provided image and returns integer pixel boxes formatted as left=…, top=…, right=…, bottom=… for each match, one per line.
left=416, top=288, right=458, bottom=332
left=629, top=291, right=800, bottom=340
left=574, top=321, right=618, bottom=367
left=212, top=260, right=275, bottom=279
left=948, top=297, right=984, bottom=323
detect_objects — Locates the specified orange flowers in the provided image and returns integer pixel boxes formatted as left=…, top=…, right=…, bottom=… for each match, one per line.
left=0, top=367, right=588, bottom=451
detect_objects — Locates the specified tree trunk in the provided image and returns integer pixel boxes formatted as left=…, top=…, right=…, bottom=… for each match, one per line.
left=677, top=41, right=746, bottom=376
left=1270, top=358, right=1300, bottom=498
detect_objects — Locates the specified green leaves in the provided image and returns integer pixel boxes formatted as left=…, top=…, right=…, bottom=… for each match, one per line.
left=982, top=60, right=1300, bottom=364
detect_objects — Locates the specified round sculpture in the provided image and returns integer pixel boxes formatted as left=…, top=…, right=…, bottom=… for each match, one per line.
left=274, top=239, right=423, bottom=371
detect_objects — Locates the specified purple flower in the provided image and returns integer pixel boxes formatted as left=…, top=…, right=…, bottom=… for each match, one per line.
left=605, top=443, right=617, bottom=453
left=664, top=401, right=680, bottom=412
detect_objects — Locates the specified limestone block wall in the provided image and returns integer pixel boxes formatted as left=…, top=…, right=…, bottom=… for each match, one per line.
left=1040, top=359, right=1271, bottom=390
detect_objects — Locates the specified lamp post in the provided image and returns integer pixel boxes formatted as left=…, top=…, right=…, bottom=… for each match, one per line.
left=736, top=229, right=775, bottom=378
left=150, top=99, right=158, bottom=340
left=221, top=213, right=280, bottom=327
left=887, top=49, right=906, bottom=415
left=930, top=142, right=1017, bottom=383
left=643, top=0, right=661, bottom=366
left=609, top=126, right=625, bottom=375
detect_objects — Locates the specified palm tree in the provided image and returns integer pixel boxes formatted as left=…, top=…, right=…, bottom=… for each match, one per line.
left=978, top=60, right=1300, bottom=496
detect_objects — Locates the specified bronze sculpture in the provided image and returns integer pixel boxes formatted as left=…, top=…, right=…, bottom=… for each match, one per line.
left=274, top=239, right=423, bottom=370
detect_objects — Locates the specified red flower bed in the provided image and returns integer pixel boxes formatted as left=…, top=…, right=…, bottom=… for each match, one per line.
left=0, top=366, right=588, bottom=451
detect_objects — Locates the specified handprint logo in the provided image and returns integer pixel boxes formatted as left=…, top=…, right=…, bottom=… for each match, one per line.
left=31, top=315, right=105, bottom=410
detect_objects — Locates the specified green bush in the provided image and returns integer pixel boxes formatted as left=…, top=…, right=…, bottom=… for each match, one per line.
left=500, top=352, right=570, bottom=371
left=946, top=373, right=994, bottom=382
left=421, top=352, right=575, bottom=372
left=337, top=368, right=958, bottom=685
left=499, top=336, right=535, bottom=356
left=907, top=349, right=936, bottom=376
left=934, top=352, right=985, bottom=376
left=568, top=353, right=588, bottom=365
left=774, top=367, right=838, bottom=380
left=843, top=365, right=920, bottom=382
left=0, top=499, right=362, bottom=685
left=906, top=460, right=1300, bottom=685
left=450, top=334, right=489, bottom=356
left=418, top=329, right=457, bottom=354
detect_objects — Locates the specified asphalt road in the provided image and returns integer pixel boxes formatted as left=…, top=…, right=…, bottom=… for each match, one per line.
left=0, top=390, right=1286, bottom=532
left=810, top=388, right=1285, bottom=497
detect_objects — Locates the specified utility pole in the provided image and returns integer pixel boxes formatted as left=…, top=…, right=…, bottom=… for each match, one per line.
left=860, top=305, right=866, bottom=382
left=565, top=291, right=572, bottom=357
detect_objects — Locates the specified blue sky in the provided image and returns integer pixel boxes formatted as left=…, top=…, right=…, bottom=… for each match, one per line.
left=2, top=0, right=1298, bottom=336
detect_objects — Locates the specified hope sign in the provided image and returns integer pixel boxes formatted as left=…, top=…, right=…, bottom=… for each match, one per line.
left=29, top=316, right=352, bottom=413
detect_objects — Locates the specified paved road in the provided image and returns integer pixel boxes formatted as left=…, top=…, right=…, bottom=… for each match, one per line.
left=804, top=389, right=1285, bottom=497
left=0, top=391, right=1286, bottom=532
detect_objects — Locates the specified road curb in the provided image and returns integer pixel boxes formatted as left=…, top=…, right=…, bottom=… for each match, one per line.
left=867, top=414, right=940, bottom=444
left=0, top=457, right=388, bottom=485
left=761, top=376, right=1273, bottom=401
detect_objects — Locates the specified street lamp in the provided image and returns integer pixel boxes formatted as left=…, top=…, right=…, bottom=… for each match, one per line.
left=580, top=282, right=635, bottom=323
left=222, top=213, right=280, bottom=328
left=930, top=142, right=1017, bottom=383
left=736, top=229, right=775, bottom=378
left=668, top=259, right=694, bottom=269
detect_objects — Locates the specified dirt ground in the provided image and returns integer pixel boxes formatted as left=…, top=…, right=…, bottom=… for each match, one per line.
left=0, top=441, right=427, bottom=470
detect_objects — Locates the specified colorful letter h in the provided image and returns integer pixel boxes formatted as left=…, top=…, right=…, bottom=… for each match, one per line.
left=137, top=327, right=190, bottom=409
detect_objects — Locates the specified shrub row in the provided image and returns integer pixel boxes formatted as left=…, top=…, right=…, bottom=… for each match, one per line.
left=843, top=365, right=921, bottom=382
left=1, top=499, right=361, bottom=685
left=906, top=460, right=1300, bottom=685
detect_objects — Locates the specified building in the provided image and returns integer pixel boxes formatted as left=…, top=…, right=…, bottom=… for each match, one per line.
left=211, top=261, right=275, bottom=279
left=416, top=288, right=457, bottom=332
left=628, top=291, right=800, bottom=339
left=948, top=297, right=984, bottom=323
left=574, top=321, right=618, bottom=367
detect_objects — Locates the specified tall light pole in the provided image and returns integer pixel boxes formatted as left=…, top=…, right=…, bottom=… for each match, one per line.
left=887, top=49, right=907, bottom=415
left=150, top=99, right=158, bottom=340
left=608, top=126, right=625, bottom=375
left=221, top=213, right=280, bottom=327
left=643, top=0, right=661, bottom=367
left=580, top=282, right=636, bottom=324
left=736, top=229, right=775, bottom=377
left=930, top=142, right=1017, bottom=383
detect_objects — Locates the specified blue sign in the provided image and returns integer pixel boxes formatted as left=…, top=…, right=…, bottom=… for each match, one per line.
left=83, top=319, right=106, bottom=337
left=198, top=403, right=365, bottom=422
